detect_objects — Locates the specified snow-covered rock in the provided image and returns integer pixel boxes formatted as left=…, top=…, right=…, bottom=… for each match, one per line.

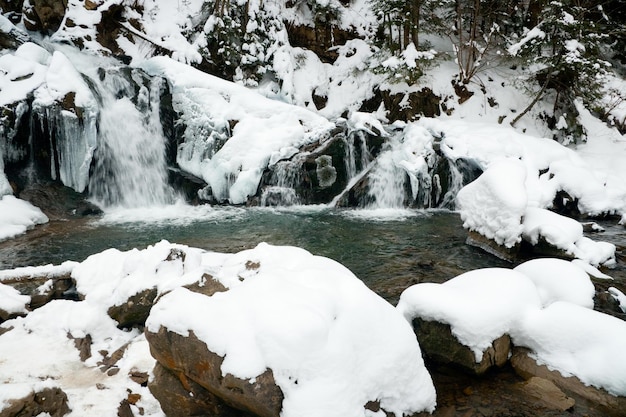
left=0, top=195, right=49, bottom=242
left=398, top=261, right=626, bottom=407
left=140, top=57, right=334, bottom=205
left=146, top=242, right=437, bottom=417
left=456, top=155, right=615, bottom=266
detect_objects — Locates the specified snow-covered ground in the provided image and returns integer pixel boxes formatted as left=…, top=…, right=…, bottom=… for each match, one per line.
left=0, top=241, right=436, bottom=417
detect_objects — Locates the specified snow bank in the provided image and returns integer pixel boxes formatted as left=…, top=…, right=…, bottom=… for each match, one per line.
left=456, top=158, right=527, bottom=248
left=512, top=302, right=626, bottom=397
left=398, top=268, right=541, bottom=360
left=513, top=258, right=595, bottom=308
left=0, top=195, right=49, bottom=242
left=1, top=241, right=436, bottom=416
left=147, top=242, right=436, bottom=417
left=454, top=149, right=615, bottom=266
left=140, top=57, right=334, bottom=204
left=0, top=282, right=30, bottom=316
left=0, top=300, right=162, bottom=417
left=398, top=261, right=626, bottom=397
left=523, top=207, right=615, bottom=266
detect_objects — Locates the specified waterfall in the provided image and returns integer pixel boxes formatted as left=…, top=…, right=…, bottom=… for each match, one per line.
left=88, top=69, right=178, bottom=208
left=344, top=130, right=372, bottom=179
left=260, top=157, right=303, bottom=206
left=366, top=147, right=406, bottom=209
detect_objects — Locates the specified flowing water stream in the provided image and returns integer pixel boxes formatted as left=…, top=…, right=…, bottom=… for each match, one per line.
left=1, top=207, right=624, bottom=305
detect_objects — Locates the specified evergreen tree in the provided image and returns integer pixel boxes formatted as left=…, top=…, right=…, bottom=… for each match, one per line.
left=508, top=0, right=612, bottom=138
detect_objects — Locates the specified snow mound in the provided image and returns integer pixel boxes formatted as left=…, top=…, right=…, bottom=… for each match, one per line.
left=0, top=282, right=30, bottom=316
left=397, top=268, right=541, bottom=361
left=456, top=158, right=527, bottom=248
left=0, top=195, right=49, bottom=242
left=512, top=301, right=626, bottom=397
left=147, top=242, right=437, bottom=417
left=513, top=258, right=595, bottom=309
left=456, top=155, right=615, bottom=266
left=399, top=263, right=626, bottom=397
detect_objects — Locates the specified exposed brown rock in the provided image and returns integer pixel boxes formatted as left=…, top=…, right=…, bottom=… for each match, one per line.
left=146, top=326, right=284, bottom=417
left=107, top=287, right=158, bottom=329
left=511, top=347, right=626, bottom=416
left=412, top=318, right=510, bottom=375
left=517, top=377, right=576, bottom=411
left=21, top=0, right=67, bottom=33
left=69, top=333, right=92, bottom=361
left=1, top=387, right=71, bottom=417
left=149, top=362, right=247, bottom=417
left=183, top=273, right=228, bottom=297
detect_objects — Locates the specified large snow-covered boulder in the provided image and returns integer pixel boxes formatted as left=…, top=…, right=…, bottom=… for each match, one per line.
left=398, top=260, right=626, bottom=413
left=146, top=242, right=437, bottom=417
left=456, top=158, right=527, bottom=250
left=456, top=157, right=615, bottom=266
left=397, top=268, right=540, bottom=375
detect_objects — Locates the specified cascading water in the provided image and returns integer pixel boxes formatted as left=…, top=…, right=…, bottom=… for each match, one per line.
left=366, top=145, right=406, bottom=209
left=344, top=130, right=372, bottom=179
left=88, top=68, right=178, bottom=208
left=260, top=157, right=303, bottom=206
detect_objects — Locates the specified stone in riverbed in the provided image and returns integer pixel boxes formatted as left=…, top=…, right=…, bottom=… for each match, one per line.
left=412, top=317, right=510, bottom=375
left=511, top=347, right=626, bottom=416
left=516, top=377, right=575, bottom=411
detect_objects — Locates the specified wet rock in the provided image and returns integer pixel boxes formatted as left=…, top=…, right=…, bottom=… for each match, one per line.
left=146, top=326, right=284, bottom=417
left=510, top=347, right=626, bottom=416
left=0, top=14, right=30, bottom=49
left=18, top=182, right=102, bottom=221
left=465, top=231, right=520, bottom=263
left=412, top=318, right=510, bottom=375
left=1, top=386, right=71, bottom=417
left=516, top=377, right=575, bottom=411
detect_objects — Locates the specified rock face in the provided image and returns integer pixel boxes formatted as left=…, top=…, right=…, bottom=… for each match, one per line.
left=511, top=348, right=626, bottom=416
left=146, top=326, right=284, bottom=417
left=412, top=318, right=510, bottom=375
left=22, top=0, right=67, bottom=33
left=1, top=386, right=71, bottom=417
left=149, top=362, right=247, bottom=417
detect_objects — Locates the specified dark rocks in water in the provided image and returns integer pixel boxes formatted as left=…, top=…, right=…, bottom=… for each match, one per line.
left=411, top=318, right=510, bottom=376
left=18, top=182, right=102, bottom=220
left=0, top=386, right=71, bottom=417
left=465, top=231, right=520, bottom=263
left=146, top=326, right=284, bottom=417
